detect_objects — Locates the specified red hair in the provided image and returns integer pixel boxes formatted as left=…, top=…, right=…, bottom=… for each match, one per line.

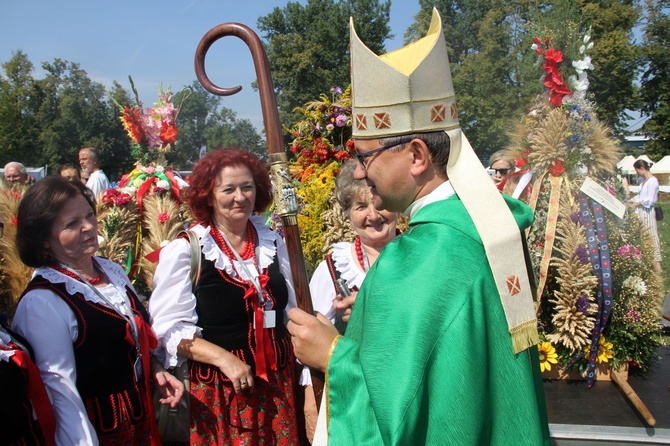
left=187, top=147, right=272, bottom=222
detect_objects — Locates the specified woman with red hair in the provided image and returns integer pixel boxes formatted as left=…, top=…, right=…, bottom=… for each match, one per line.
left=150, top=147, right=299, bottom=445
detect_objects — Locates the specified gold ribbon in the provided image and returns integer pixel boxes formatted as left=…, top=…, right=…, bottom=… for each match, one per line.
left=536, top=174, right=563, bottom=301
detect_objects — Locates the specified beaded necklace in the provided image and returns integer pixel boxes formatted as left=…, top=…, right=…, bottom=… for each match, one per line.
left=354, top=237, right=369, bottom=271
left=50, top=258, right=104, bottom=284
left=210, top=219, right=257, bottom=263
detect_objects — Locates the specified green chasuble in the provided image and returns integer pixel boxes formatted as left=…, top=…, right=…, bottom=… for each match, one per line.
left=326, top=195, right=550, bottom=445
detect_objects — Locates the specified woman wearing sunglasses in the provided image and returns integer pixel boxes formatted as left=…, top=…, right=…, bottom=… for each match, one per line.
left=488, top=150, right=516, bottom=192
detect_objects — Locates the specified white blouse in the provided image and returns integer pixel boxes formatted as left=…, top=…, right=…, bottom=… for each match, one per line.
left=11, top=257, right=137, bottom=446
left=303, top=242, right=366, bottom=387
left=308, top=241, right=366, bottom=324
left=632, top=176, right=659, bottom=209
left=149, top=215, right=298, bottom=370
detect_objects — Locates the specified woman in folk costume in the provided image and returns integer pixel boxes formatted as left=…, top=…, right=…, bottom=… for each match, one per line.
left=149, top=147, right=300, bottom=445
left=11, top=176, right=183, bottom=445
left=309, top=159, right=399, bottom=331
left=629, top=159, right=662, bottom=272
left=288, top=9, right=550, bottom=445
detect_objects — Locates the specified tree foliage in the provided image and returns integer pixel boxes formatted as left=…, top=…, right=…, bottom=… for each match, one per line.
left=0, top=51, right=135, bottom=178
left=257, top=0, right=391, bottom=129
left=638, top=0, right=670, bottom=158
left=0, top=54, right=265, bottom=178
left=404, top=0, right=639, bottom=161
left=173, top=82, right=266, bottom=167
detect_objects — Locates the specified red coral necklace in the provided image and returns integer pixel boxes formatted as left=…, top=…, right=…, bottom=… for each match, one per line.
left=211, top=220, right=257, bottom=262
left=50, top=259, right=104, bottom=285
left=354, top=237, right=369, bottom=271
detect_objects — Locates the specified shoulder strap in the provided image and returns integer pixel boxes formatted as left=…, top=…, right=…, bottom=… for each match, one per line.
left=183, top=230, right=201, bottom=291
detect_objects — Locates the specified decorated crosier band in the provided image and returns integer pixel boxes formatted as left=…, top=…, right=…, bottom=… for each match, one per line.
left=350, top=7, right=538, bottom=354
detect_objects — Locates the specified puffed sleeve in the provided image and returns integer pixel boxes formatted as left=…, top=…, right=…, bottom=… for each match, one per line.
left=149, top=237, right=201, bottom=368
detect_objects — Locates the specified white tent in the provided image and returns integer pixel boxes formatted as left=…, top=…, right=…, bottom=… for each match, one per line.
left=617, top=155, right=636, bottom=174
left=650, top=155, right=670, bottom=173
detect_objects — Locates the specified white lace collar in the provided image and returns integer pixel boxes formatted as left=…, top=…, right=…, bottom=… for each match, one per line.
left=33, top=257, right=130, bottom=307
left=331, top=241, right=366, bottom=289
left=192, top=215, right=278, bottom=282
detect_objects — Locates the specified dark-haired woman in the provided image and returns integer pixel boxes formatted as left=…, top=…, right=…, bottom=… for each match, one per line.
left=149, top=147, right=299, bottom=445
left=629, top=159, right=663, bottom=273
left=11, top=176, right=183, bottom=445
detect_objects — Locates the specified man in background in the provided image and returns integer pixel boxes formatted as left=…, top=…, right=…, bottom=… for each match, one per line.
left=79, top=147, right=110, bottom=199
left=3, top=162, right=31, bottom=186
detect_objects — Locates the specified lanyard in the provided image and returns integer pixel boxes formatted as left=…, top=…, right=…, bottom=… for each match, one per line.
left=54, top=261, right=141, bottom=355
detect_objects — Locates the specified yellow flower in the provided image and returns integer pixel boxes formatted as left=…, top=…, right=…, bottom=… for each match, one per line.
left=596, top=336, right=614, bottom=363
left=538, top=341, right=558, bottom=372
left=582, top=336, right=615, bottom=363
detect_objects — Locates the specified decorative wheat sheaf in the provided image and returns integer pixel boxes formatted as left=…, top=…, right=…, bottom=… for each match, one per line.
left=0, top=189, right=32, bottom=320
left=96, top=200, right=142, bottom=268
left=138, top=195, right=185, bottom=288
left=528, top=108, right=569, bottom=172
left=546, top=196, right=598, bottom=351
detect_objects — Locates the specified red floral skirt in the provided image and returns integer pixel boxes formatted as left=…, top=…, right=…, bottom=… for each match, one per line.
left=190, top=363, right=299, bottom=445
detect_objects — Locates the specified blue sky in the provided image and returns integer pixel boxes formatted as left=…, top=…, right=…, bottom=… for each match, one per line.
left=0, top=0, right=419, bottom=132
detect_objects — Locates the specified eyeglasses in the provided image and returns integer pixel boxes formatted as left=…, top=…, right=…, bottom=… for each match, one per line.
left=354, top=139, right=412, bottom=170
left=491, top=168, right=511, bottom=175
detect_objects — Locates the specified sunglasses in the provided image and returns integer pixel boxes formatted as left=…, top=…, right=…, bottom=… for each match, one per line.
left=491, top=168, right=511, bottom=175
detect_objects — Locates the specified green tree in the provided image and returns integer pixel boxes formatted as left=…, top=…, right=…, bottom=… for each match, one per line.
left=175, top=82, right=265, bottom=168
left=580, top=0, right=639, bottom=133
left=405, top=0, right=639, bottom=159
left=257, top=0, right=391, bottom=129
left=0, top=51, right=42, bottom=166
left=36, top=59, right=135, bottom=179
left=638, top=0, right=670, bottom=157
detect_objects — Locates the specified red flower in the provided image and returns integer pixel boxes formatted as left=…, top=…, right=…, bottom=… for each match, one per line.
left=334, top=150, right=352, bottom=161
left=160, top=122, right=178, bottom=145
left=541, top=48, right=572, bottom=106
left=549, top=160, right=566, bottom=177
left=10, top=216, right=18, bottom=226
left=121, top=107, right=145, bottom=143
left=157, top=212, right=170, bottom=224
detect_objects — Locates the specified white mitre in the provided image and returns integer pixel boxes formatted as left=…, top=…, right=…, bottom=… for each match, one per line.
left=350, top=8, right=539, bottom=353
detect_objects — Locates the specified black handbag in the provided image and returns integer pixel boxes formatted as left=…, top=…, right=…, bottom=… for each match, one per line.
left=154, top=229, right=200, bottom=442
left=656, top=207, right=664, bottom=221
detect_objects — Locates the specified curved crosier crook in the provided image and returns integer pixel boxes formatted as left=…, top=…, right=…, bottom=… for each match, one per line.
left=195, top=22, right=325, bottom=406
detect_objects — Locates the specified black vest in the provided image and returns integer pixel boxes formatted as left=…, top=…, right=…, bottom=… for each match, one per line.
left=191, top=249, right=294, bottom=381
left=22, top=277, right=150, bottom=436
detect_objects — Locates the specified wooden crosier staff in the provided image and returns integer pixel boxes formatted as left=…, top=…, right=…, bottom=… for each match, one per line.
left=194, top=22, right=326, bottom=409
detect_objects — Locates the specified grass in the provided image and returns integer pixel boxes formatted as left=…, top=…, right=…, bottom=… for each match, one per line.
left=656, top=196, right=670, bottom=291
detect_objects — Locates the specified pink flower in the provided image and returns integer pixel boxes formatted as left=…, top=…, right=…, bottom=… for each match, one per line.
left=157, top=212, right=170, bottom=224
left=617, top=244, right=642, bottom=259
